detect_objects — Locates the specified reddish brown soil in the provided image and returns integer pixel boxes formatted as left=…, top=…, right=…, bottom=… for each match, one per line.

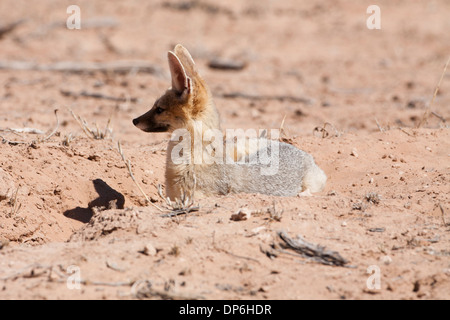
left=0, top=0, right=449, bottom=300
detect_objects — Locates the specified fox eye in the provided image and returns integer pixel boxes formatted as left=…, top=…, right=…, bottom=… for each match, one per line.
left=155, top=107, right=165, bottom=114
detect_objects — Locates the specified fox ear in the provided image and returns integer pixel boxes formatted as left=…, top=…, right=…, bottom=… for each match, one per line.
left=168, top=51, right=191, bottom=94
left=174, top=44, right=198, bottom=77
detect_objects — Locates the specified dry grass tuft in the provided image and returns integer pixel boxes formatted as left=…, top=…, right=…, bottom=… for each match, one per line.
left=7, top=186, right=22, bottom=218
left=417, top=56, right=450, bottom=128
left=69, top=108, right=112, bottom=140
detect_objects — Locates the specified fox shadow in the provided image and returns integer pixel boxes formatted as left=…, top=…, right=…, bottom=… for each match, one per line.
left=63, top=179, right=125, bottom=223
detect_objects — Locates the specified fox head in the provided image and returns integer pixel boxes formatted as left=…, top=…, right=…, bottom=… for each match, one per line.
left=133, top=45, right=220, bottom=133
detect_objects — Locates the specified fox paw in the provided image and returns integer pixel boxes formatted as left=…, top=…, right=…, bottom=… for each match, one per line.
left=298, top=189, right=313, bottom=197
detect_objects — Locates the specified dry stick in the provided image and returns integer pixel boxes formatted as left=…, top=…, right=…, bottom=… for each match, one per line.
left=417, top=56, right=450, bottom=128
left=431, top=111, right=446, bottom=123
left=0, top=263, right=50, bottom=281
left=69, top=109, right=95, bottom=139
left=117, top=141, right=163, bottom=212
left=47, top=277, right=133, bottom=287
left=9, top=186, right=22, bottom=218
left=0, top=19, right=26, bottom=39
left=214, top=245, right=261, bottom=264
left=399, top=127, right=414, bottom=137
left=156, top=182, right=199, bottom=218
left=0, top=135, right=29, bottom=145
left=219, top=92, right=313, bottom=104
left=208, top=58, right=246, bottom=71
left=279, top=114, right=287, bottom=140
left=0, top=263, right=133, bottom=287
left=82, top=280, right=133, bottom=287
left=0, top=128, right=44, bottom=134
left=439, top=203, right=447, bottom=226
left=132, top=280, right=204, bottom=300
left=69, top=108, right=111, bottom=140
left=375, top=118, right=384, bottom=133
left=277, top=230, right=348, bottom=267
left=0, top=60, right=161, bottom=75
left=43, top=109, right=60, bottom=141
left=313, top=122, right=338, bottom=138
left=61, top=89, right=138, bottom=103
left=0, top=109, right=58, bottom=144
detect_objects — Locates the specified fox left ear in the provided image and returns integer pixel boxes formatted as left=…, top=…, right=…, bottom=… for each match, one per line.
left=174, top=44, right=198, bottom=77
left=168, top=51, right=191, bottom=95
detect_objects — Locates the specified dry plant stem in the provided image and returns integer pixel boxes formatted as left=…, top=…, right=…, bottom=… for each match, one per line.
left=399, top=127, right=414, bottom=137
left=313, top=122, right=339, bottom=138
left=0, top=60, right=161, bottom=75
left=220, top=92, right=313, bottom=104
left=375, top=118, right=384, bottom=133
left=0, top=135, right=28, bottom=145
left=214, top=245, right=261, bottom=264
left=0, top=263, right=50, bottom=281
left=9, top=186, right=22, bottom=218
left=0, top=19, right=26, bottom=39
left=117, top=141, right=163, bottom=212
left=279, top=114, right=291, bottom=140
left=156, top=183, right=199, bottom=217
left=132, top=280, right=204, bottom=300
left=0, top=109, right=58, bottom=145
left=69, top=108, right=111, bottom=140
left=69, top=109, right=96, bottom=139
left=417, top=56, right=450, bottom=128
left=43, top=109, right=59, bottom=141
left=0, top=128, right=44, bottom=134
left=277, top=231, right=348, bottom=267
left=431, top=111, right=446, bottom=123
left=439, top=203, right=447, bottom=226
left=61, top=89, right=138, bottom=103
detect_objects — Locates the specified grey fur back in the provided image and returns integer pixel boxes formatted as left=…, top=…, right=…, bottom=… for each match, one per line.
left=221, top=141, right=321, bottom=197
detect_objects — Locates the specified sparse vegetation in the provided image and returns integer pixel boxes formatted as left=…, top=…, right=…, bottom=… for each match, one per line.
left=62, top=132, right=75, bottom=147
left=7, top=186, right=21, bottom=218
left=168, top=244, right=180, bottom=257
left=69, top=108, right=113, bottom=140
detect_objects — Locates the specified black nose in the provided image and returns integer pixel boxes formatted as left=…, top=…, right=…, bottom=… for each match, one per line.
left=132, top=118, right=139, bottom=126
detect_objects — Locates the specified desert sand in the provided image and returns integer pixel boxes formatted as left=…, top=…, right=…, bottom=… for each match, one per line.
left=0, top=0, right=449, bottom=300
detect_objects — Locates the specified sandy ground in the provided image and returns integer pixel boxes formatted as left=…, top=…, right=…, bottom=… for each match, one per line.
left=0, top=0, right=449, bottom=300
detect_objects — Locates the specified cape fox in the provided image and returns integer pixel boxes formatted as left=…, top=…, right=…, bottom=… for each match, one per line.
left=133, top=44, right=326, bottom=200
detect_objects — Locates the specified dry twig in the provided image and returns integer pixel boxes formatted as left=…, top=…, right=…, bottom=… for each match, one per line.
left=439, top=203, right=448, bottom=227
left=219, top=92, right=313, bottom=104
left=0, top=60, right=161, bottom=75
left=132, top=279, right=204, bottom=300
left=208, top=58, right=246, bottom=71
left=61, top=89, right=138, bottom=103
left=69, top=109, right=112, bottom=140
left=117, top=141, right=163, bottom=212
left=43, top=109, right=60, bottom=141
left=275, top=231, right=348, bottom=267
left=0, top=128, right=44, bottom=135
left=8, top=186, right=22, bottom=218
left=417, top=56, right=450, bottom=128
left=313, top=122, right=340, bottom=138
left=0, top=135, right=28, bottom=145
left=0, top=19, right=26, bottom=39
left=157, top=184, right=199, bottom=217
left=375, top=118, right=384, bottom=133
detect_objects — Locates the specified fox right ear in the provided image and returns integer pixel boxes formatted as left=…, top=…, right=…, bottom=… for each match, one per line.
left=168, top=51, right=191, bottom=94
